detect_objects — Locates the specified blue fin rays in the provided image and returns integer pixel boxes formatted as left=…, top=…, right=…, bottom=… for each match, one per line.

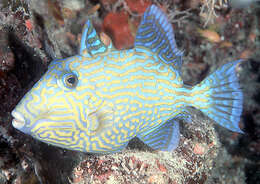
left=191, top=60, right=244, bottom=133
left=79, top=20, right=108, bottom=57
left=134, top=5, right=183, bottom=71
left=137, top=120, right=180, bottom=151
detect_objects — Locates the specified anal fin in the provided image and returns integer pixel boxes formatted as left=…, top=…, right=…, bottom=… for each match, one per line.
left=137, top=120, right=180, bottom=151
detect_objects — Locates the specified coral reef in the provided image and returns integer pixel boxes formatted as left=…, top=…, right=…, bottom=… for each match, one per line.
left=0, top=0, right=259, bottom=183
left=70, top=112, right=221, bottom=183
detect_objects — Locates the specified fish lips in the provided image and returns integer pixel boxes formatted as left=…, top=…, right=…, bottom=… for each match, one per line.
left=11, top=110, right=32, bottom=134
left=11, top=110, right=25, bottom=128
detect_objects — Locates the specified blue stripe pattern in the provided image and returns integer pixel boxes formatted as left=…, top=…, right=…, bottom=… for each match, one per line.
left=135, top=5, right=183, bottom=71
left=11, top=5, right=244, bottom=153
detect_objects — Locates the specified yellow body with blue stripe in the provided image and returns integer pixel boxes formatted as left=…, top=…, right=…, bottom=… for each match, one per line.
left=11, top=5, right=243, bottom=153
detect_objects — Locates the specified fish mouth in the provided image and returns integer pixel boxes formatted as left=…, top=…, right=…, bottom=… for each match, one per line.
left=11, top=110, right=26, bottom=129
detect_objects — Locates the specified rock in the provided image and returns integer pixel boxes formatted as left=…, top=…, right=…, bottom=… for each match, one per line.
left=70, top=111, right=221, bottom=183
left=0, top=1, right=258, bottom=183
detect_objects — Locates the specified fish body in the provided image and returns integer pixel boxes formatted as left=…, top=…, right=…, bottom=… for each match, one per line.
left=11, top=5, right=243, bottom=153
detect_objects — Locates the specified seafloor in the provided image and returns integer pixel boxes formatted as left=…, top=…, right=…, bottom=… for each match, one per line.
left=0, top=0, right=259, bottom=183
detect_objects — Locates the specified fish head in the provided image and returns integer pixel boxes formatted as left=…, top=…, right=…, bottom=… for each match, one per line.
left=11, top=56, right=93, bottom=150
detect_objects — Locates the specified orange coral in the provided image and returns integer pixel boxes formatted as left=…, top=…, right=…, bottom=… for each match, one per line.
left=103, top=11, right=135, bottom=49
left=125, top=0, right=151, bottom=14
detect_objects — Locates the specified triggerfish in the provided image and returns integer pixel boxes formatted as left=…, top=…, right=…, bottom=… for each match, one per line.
left=11, top=5, right=243, bottom=153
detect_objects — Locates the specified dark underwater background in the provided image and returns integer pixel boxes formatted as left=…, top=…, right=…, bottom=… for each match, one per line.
left=0, top=0, right=259, bottom=183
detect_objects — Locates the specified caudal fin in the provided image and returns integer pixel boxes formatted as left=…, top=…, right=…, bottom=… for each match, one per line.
left=191, top=60, right=243, bottom=133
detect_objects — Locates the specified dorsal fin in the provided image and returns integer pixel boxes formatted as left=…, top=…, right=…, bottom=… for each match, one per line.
left=79, top=20, right=108, bottom=57
left=134, top=5, right=183, bottom=71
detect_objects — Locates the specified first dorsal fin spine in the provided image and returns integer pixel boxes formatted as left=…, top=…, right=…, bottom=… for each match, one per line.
left=79, top=19, right=108, bottom=57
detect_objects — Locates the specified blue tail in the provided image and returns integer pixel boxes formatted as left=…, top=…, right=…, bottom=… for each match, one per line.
left=191, top=60, right=243, bottom=133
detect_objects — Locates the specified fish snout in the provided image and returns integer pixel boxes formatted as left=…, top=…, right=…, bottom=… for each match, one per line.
left=11, top=110, right=26, bottom=129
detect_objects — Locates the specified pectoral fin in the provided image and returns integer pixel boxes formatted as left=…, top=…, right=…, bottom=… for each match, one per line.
left=86, top=101, right=115, bottom=135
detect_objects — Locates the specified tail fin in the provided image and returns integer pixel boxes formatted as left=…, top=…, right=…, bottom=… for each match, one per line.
left=191, top=60, right=243, bottom=133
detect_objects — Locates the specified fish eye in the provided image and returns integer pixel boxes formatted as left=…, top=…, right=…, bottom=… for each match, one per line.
left=63, top=73, right=78, bottom=89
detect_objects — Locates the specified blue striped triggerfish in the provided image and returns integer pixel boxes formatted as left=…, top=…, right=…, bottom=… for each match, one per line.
left=11, top=5, right=243, bottom=153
